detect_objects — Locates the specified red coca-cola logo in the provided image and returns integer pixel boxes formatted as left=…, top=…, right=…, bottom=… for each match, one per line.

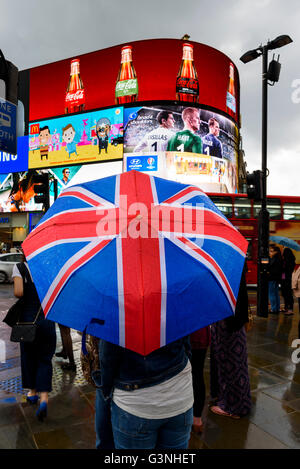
left=176, top=77, right=199, bottom=91
left=65, top=89, right=85, bottom=103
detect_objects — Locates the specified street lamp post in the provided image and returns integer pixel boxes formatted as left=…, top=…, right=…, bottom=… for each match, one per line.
left=240, top=35, right=293, bottom=318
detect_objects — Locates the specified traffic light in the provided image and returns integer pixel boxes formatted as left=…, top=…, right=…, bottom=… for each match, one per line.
left=33, top=173, right=50, bottom=211
left=0, top=49, right=18, bottom=104
left=246, top=170, right=263, bottom=201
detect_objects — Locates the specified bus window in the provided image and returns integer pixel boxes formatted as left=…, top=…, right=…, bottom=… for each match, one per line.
left=283, top=203, right=300, bottom=220
left=209, top=196, right=233, bottom=218
left=253, top=199, right=281, bottom=219
left=234, top=198, right=251, bottom=219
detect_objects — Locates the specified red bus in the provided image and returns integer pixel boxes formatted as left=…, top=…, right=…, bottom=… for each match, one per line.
left=207, top=193, right=300, bottom=285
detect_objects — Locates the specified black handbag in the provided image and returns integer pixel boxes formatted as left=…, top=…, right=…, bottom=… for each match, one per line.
left=3, top=263, right=28, bottom=328
left=10, top=307, right=42, bottom=344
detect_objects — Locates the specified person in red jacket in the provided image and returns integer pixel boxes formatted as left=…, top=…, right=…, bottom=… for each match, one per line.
left=190, top=326, right=211, bottom=433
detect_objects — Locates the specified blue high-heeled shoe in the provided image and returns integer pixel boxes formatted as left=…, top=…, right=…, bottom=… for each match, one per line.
left=26, top=395, right=39, bottom=405
left=36, top=402, right=47, bottom=422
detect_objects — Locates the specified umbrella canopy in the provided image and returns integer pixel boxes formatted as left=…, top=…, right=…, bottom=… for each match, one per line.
left=269, top=235, right=300, bottom=251
left=22, top=170, right=248, bottom=356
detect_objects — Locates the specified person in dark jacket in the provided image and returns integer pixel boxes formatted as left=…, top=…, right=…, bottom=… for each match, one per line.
left=96, top=337, right=193, bottom=449
left=281, top=247, right=296, bottom=315
left=268, top=245, right=283, bottom=314
left=12, top=259, right=56, bottom=422
left=190, top=326, right=211, bottom=433
left=209, top=262, right=252, bottom=419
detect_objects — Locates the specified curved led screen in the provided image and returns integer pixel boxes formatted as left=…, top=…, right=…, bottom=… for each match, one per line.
left=27, top=39, right=240, bottom=125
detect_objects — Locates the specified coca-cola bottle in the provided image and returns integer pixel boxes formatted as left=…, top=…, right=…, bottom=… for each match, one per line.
left=115, top=46, right=138, bottom=104
left=65, top=58, right=85, bottom=114
left=176, top=43, right=199, bottom=103
left=226, top=62, right=236, bottom=117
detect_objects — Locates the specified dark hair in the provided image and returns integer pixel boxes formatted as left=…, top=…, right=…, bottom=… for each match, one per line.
left=273, top=245, right=282, bottom=257
left=208, top=118, right=219, bottom=127
left=157, top=111, right=172, bottom=125
left=283, top=247, right=296, bottom=262
left=40, top=126, right=50, bottom=133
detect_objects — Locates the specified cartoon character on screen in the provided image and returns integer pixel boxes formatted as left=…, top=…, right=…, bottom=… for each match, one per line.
left=96, top=123, right=110, bottom=154
left=38, top=126, right=51, bottom=161
left=62, top=124, right=78, bottom=158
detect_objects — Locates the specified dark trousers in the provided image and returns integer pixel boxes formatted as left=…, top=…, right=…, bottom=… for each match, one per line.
left=20, top=319, right=56, bottom=392
left=281, top=276, right=294, bottom=310
left=191, top=348, right=207, bottom=418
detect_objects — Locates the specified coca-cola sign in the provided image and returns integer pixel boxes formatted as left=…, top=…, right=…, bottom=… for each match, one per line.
left=65, top=89, right=85, bottom=104
left=176, top=78, right=199, bottom=95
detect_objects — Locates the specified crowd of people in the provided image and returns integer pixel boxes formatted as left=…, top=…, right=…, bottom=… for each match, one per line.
left=6, top=243, right=300, bottom=448
left=8, top=252, right=257, bottom=449
left=268, top=245, right=299, bottom=315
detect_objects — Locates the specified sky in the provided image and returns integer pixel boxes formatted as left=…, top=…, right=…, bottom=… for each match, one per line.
left=0, top=0, right=299, bottom=196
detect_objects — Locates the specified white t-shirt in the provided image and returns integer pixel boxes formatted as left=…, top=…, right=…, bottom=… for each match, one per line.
left=12, top=262, right=33, bottom=281
left=133, top=127, right=174, bottom=153
left=113, top=361, right=193, bottom=419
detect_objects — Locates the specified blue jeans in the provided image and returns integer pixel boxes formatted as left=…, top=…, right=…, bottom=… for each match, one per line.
left=268, top=280, right=280, bottom=312
left=111, top=400, right=193, bottom=449
left=95, top=389, right=114, bottom=449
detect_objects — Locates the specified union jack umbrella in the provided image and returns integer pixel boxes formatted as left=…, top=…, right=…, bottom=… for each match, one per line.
left=22, top=170, right=248, bottom=356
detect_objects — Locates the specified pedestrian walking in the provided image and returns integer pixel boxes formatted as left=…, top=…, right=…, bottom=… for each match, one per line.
left=12, top=257, right=56, bottom=422
left=55, top=325, right=76, bottom=371
left=268, top=245, right=282, bottom=314
left=190, top=326, right=211, bottom=433
left=97, top=336, right=193, bottom=449
left=209, top=263, right=252, bottom=419
left=281, top=248, right=296, bottom=315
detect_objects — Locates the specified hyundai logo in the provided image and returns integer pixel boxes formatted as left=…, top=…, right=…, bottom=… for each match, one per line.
left=130, top=158, right=141, bottom=165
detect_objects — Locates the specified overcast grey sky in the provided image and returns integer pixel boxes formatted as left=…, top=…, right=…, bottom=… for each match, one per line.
left=1, top=0, right=299, bottom=195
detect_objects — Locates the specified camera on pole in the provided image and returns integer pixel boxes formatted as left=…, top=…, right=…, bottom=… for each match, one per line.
left=33, top=173, right=50, bottom=212
left=246, top=170, right=263, bottom=201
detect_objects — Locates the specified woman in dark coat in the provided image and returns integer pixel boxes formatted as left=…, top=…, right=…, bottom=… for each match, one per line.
left=281, top=247, right=296, bottom=315
left=12, top=258, right=56, bottom=421
left=209, top=263, right=252, bottom=419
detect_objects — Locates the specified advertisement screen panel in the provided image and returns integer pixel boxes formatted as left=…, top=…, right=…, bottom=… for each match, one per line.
left=0, top=171, right=45, bottom=212
left=27, top=39, right=239, bottom=125
left=28, top=107, right=123, bottom=169
left=123, top=104, right=239, bottom=193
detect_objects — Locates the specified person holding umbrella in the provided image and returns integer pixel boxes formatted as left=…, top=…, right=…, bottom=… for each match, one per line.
left=97, top=336, right=193, bottom=450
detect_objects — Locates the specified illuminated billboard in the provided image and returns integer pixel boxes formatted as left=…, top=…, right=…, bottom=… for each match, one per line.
left=123, top=104, right=239, bottom=193
left=18, top=39, right=241, bottom=193
left=26, top=39, right=239, bottom=125
left=28, top=107, right=123, bottom=169
left=0, top=171, right=45, bottom=212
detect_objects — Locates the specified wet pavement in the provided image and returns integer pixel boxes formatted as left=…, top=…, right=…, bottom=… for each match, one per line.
left=0, top=284, right=299, bottom=449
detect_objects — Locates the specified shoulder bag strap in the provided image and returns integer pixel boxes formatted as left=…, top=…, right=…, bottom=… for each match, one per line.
left=17, top=262, right=32, bottom=285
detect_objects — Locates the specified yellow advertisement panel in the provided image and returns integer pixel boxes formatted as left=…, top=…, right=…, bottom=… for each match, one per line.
left=28, top=107, right=123, bottom=169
